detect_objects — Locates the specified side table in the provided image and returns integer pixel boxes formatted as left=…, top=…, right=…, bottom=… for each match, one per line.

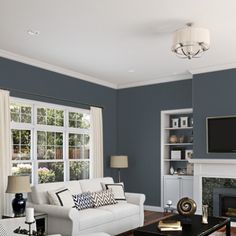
left=2, top=212, right=48, bottom=236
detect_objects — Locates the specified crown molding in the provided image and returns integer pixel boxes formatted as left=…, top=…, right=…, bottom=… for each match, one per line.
left=117, top=73, right=192, bottom=89
left=189, top=62, right=236, bottom=75
left=1, top=49, right=236, bottom=90
left=0, top=49, right=118, bottom=89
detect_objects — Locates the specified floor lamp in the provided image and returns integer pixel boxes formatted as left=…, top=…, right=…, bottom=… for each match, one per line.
left=110, top=155, right=128, bottom=182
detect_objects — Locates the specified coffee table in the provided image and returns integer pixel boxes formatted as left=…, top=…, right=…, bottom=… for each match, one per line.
left=134, top=214, right=231, bottom=236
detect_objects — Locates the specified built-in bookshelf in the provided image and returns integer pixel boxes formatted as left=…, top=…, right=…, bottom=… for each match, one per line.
left=161, top=108, right=194, bottom=208
left=161, top=108, right=193, bottom=176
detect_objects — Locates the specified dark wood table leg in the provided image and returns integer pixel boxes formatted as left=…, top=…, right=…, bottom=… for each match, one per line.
left=226, top=221, right=231, bottom=236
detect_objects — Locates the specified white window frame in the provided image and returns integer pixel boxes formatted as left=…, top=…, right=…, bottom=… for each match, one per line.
left=10, top=97, right=91, bottom=185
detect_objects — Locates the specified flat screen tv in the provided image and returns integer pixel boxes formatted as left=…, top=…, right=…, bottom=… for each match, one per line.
left=207, top=116, right=236, bottom=153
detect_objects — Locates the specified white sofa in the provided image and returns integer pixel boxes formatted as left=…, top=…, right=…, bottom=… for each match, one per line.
left=28, top=177, right=145, bottom=236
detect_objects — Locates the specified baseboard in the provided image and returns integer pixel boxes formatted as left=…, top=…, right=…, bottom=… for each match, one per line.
left=144, top=205, right=163, bottom=212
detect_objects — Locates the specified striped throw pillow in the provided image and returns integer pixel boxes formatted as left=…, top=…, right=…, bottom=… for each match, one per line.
left=90, top=189, right=117, bottom=208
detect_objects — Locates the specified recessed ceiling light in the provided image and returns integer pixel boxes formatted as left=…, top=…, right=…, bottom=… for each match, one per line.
left=27, top=29, right=40, bottom=36
left=128, top=69, right=135, bottom=73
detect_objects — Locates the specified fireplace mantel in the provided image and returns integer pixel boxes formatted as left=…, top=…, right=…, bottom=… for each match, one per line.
left=189, top=159, right=236, bottom=164
left=189, top=158, right=236, bottom=217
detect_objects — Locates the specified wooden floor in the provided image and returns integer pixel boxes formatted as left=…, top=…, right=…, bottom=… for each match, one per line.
left=119, top=211, right=236, bottom=236
left=119, top=211, right=170, bottom=236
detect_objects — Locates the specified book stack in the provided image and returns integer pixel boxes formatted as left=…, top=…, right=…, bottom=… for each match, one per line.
left=158, top=219, right=182, bottom=231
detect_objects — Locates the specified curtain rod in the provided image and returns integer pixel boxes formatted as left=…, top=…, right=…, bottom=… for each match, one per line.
left=1, top=87, right=104, bottom=109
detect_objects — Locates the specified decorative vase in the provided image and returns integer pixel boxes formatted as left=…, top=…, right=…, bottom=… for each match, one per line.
left=170, top=166, right=174, bottom=175
left=179, top=136, right=185, bottom=143
left=12, top=193, right=26, bottom=217
left=169, top=135, right=178, bottom=143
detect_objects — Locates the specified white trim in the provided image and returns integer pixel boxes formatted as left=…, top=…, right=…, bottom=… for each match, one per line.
left=189, top=159, right=236, bottom=164
left=0, top=49, right=117, bottom=89
left=160, top=108, right=193, bottom=210
left=189, top=62, right=236, bottom=75
left=2, top=49, right=236, bottom=90
left=10, top=97, right=90, bottom=114
left=10, top=97, right=91, bottom=185
left=117, top=73, right=192, bottom=89
left=144, top=205, right=163, bottom=212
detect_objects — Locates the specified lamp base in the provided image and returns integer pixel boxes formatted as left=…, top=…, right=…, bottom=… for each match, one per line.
left=12, top=193, right=26, bottom=217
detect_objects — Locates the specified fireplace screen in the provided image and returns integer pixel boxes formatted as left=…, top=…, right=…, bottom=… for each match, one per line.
left=213, top=187, right=236, bottom=221
left=220, top=195, right=236, bottom=218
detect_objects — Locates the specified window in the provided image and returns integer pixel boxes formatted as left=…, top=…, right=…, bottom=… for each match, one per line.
left=10, top=98, right=90, bottom=185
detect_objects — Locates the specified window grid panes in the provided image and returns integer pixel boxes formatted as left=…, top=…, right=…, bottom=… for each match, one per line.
left=10, top=99, right=91, bottom=185
left=12, top=129, right=31, bottom=161
left=37, top=108, right=64, bottom=126
left=10, top=103, right=32, bottom=123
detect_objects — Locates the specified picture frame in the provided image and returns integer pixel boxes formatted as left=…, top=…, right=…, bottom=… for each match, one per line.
left=180, top=116, right=188, bottom=128
left=185, top=150, right=193, bottom=160
left=172, top=118, right=179, bottom=128
left=186, top=163, right=194, bottom=175
left=171, top=150, right=181, bottom=160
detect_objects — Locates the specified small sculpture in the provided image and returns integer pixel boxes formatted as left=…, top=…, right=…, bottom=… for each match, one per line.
left=177, top=197, right=197, bottom=224
left=177, top=197, right=197, bottom=216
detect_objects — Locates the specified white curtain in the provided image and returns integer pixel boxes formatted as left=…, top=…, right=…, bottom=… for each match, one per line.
left=0, top=90, right=11, bottom=217
left=90, top=107, right=104, bottom=178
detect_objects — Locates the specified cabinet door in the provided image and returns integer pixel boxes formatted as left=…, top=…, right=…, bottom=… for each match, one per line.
left=163, top=176, right=180, bottom=207
left=181, top=177, right=193, bottom=199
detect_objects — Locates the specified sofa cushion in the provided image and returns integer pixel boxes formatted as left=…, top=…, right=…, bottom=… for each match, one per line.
left=79, top=177, right=114, bottom=193
left=31, top=182, right=68, bottom=204
left=99, top=202, right=139, bottom=220
left=65, top=180, right=82, bottom=195
left=73, top=192, right=94, bottom=210
left=78, top=208, right=114, bottom=230
left=91, top=189, right=117, bottom=208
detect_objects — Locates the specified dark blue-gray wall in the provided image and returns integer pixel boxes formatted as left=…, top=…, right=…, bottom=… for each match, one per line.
left=0, top=57, right=117, bottom=176
left=4, top=56, right=235, bottom=207
left=117, top=80, right=192, bottom=206
left=193, top=68, right=236, bottom=159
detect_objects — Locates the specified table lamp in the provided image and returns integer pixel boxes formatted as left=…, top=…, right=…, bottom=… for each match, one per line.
left=6, top=176, right=31, bottom=217
left=110, top=155, right=128, bottom=182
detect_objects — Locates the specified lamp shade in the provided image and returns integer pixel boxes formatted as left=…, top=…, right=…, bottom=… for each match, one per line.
left=110, top=155, right=128, bottom=168
left=6, top=176, right=31, bottom=193
left=172, top=24, right=210, bottom=59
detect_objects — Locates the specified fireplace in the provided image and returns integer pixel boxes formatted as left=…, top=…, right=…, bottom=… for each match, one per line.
left=213, top=187, right=236, bottom=221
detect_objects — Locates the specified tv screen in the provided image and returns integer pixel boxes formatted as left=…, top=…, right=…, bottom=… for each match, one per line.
left=207, top=116, right=236, bottom=153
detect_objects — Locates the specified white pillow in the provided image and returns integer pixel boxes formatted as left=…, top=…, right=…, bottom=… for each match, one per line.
left=101, top=182, right=123, bottom=191
left=48, top=187, right=75, bottom=207
left=105, top=183, right=126, bottom=202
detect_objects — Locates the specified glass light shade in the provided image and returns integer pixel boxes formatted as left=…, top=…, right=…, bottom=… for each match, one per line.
left=172, top=26, right=210, bottom=59
left=110, top=155, right=128, bottom=168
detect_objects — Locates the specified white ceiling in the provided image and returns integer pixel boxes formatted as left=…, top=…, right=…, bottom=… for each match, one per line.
left=1, top=0, right=236, bottom=89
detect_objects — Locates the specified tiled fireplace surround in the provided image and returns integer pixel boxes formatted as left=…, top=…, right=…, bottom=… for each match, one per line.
left=190, top=159, right=236, bottom=225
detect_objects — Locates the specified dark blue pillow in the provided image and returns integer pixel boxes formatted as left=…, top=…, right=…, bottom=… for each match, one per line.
left=72, top=192, right=94, bottom=210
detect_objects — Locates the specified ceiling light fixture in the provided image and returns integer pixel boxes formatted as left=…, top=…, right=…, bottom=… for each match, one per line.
left=27, top=29, right=40, bottom=36
left=171, top=23, right=210, bottom=59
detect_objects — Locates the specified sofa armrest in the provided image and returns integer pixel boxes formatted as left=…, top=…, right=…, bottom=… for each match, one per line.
left=29, top=203, right=79, bottom=219
left=125, top=192, right=145, bottom=227
left=125, top=192, right=145, bottom=206
left=29, top=203, right=79, bottom=236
